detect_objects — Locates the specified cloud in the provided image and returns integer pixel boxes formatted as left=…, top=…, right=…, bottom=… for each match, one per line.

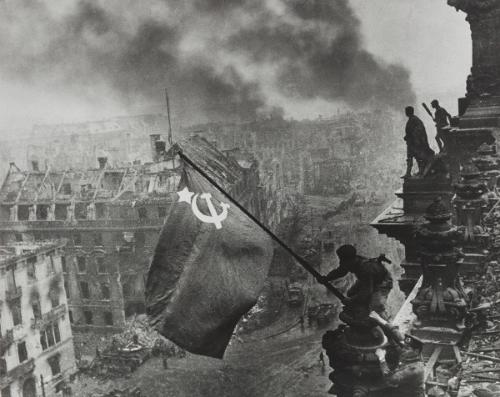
left=0, top=0, right=415, bottom=129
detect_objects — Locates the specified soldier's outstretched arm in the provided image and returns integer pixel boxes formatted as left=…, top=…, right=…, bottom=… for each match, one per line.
left=324, top=266, right=349, bottom=282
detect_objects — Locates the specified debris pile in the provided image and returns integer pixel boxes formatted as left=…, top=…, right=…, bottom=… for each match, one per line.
left=408, top=257, right=500, bottom=396
left=81, top=315, right=185, bottom=378
left=458, top=310, right=500, bottom=396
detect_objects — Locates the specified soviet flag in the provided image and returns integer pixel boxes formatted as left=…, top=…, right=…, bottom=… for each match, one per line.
left=145, top=138, right=273, bottom=359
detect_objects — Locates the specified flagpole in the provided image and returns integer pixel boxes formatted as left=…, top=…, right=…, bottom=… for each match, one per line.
left=165, top=88, right=173, bottom=146
left=176, top=149, right=347, bottom=303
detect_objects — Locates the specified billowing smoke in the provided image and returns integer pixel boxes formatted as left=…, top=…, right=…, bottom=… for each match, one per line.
left=0, top=0, right=415, bottom=128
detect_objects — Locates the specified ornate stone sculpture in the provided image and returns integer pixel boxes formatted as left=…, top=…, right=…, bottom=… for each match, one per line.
left=412, top=198, right=468, bottom=333
left=454, top=161, right=488, bottom=232
left=472, top=143, right=500, bottom=193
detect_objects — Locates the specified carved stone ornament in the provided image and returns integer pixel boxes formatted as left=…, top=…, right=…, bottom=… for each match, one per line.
left=412, top=198, right=468, bottom=330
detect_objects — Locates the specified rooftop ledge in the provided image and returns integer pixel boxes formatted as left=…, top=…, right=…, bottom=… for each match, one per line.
left=370, top=198, right=422, bottom=227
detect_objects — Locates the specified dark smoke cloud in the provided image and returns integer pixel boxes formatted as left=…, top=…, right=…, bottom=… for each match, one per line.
left=228, top=0, right=415, bottom=109
left=0, top=0, right=415, bottom=127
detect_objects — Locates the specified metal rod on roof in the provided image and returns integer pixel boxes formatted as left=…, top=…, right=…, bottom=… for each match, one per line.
left=165, top=88, right=173, bottom=146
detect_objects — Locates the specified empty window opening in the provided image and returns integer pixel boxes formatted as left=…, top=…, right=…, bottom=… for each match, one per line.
left=80, top=282, right=90, bottom=299
left=77, top=257, right=86, bottom=273
left=17, top=341, right=28, bottom=363
left=84, top=311, right=93, bottom=325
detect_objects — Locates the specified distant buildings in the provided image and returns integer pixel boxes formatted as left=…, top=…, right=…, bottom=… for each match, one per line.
left=183, top=110, right=402, bottom=197
left=0, top=114, right=169, bottom=176
left=0, top=241, right=76, bottom=397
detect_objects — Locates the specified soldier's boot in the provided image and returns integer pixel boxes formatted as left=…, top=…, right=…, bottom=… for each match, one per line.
left=416, top=159, right=426, bottom=176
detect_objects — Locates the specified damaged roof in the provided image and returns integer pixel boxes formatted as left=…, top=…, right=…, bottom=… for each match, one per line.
left=0, top=136, right=252, bottom=205
left=0, top=160, right=180, bottom=204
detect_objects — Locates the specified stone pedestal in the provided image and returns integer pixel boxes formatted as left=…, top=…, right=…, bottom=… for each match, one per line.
left=453, top=162, right=488, bottom=230
left=399, top=177, right=453, bottom=215
left=385, top=175, right=453, bottom=295
left=323, top=323, right=425, bottom=397
left=443, top=128, right=495, bottom=183
left=407, top=198, right=468, bottom=393
left=370, top=204, right=420, bottom=296
left=410, top=198, right=467, bottom=340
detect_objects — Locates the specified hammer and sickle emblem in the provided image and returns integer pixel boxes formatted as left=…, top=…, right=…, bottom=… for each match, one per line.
left=177, top=188, right=230, bottom=229
left=190, top=193, right=230, bottom=229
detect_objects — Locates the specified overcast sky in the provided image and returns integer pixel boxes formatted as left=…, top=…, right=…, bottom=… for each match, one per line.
left=0, top=0, right=471, bottom=134
left=352, top=0, right=470, bottom=113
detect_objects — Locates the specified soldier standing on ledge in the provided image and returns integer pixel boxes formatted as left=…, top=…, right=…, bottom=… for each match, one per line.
left=431, top=99, right=452, bottom=152
left=404, top=106, right=434, bottom=177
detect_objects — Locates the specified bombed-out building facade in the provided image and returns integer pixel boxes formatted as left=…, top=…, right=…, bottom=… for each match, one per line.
left=0, top=241, right=76, bottom=397
left=0, top=155, right=178, bottom=337
left=0, top=134, right=281, bottom=358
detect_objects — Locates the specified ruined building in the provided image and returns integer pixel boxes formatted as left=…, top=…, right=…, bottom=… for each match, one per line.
left=0, top=155, right=178, bottom=336
left=0, top=136, right=268, bottom=356
left=0, top=241, right=76, bottom=397
left=184, top=110, right=402, bottom=197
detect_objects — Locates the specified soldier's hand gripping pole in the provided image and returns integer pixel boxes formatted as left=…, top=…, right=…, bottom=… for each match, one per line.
left=176, top=148, right=348, bottom=304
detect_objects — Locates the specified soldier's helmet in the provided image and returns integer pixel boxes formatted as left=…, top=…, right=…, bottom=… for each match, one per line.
left=336, top=244, right=356, bottom=261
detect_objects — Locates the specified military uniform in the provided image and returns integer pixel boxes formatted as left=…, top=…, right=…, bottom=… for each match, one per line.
left=404, top=115, right=434, bottom=176
left=434, top=107, right=452, bottom=152
left=326, top=255, right=393, bottom=314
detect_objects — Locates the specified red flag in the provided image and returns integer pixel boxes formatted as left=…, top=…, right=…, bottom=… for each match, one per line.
left=145, top=138, right=273, bottom=359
